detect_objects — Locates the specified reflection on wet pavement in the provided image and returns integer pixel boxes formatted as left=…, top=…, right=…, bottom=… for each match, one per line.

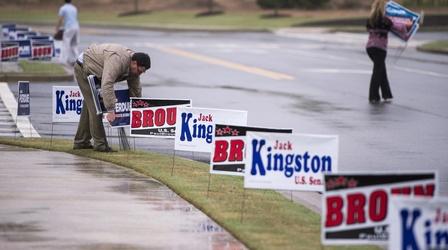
left=0, top=144, right=245, bottom=249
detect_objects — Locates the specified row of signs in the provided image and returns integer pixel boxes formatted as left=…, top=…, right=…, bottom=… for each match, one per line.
left=50, top=85, right=338, bottom=192
left=1, top=24, right=60, bottom=61
left=26, top=83, right=445, bottom=249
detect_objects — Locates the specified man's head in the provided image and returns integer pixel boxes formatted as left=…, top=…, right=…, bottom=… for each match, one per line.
left=130, top=52, right=151, bottom=76
left=65, top=0, right=72, bottom=3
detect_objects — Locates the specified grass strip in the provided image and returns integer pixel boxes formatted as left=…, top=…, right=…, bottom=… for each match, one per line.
left=18, top=61, right=67, bottom=75
left=0, top=8, right=368, bottom=31
left=417, top=40, right=448, bottom=54
left=0, top=137, right=378, bottom=250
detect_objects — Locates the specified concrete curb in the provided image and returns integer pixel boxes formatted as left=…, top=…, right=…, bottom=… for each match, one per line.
left=0, top=73, right=74, bottom=83
left=18, top=21, right=272, bottom=34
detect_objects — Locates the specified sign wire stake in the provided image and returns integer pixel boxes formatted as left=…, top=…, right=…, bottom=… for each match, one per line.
left=240, top=188, right=247, bottom=223
left=171, top=150, right=176, bottom=176
left=50, top=122, right=54, bottom=149
left=206, top=173, right=212, bottom=199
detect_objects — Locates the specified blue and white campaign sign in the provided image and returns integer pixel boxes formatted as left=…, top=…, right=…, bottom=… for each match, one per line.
left=8, top=27, right=30, bottom=40
left=174, top=107, right=247, bottom=153
left=2, top=23, right=15, bottom=37
left=386, top=1, right=421, bottom=42
left=16, top=39, right=31, bottom=58
left=389, top=198, right=447, bottom=250
left=17, top=31, right=38, bottom=40
left=109, top=88, right=130, bottom=128
left=130, top=98, right=192, bottom=138
left=52, top=86, right=83, bottom=123
left=211, top=124, right=292, bottom=176
left=322, top=173, right=437, bottom=246
left=244, top=132, right=338, bottom=192
left=17, top=81, right=30, bottom=116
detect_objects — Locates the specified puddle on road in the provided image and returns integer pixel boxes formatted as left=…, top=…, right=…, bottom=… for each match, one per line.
left=0, top=222, right=43, bottom=233
left=0, top=222, right=52, bottom=243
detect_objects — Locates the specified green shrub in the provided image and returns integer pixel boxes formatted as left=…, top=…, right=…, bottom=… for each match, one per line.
left=257, top=0, right=329, bottom=9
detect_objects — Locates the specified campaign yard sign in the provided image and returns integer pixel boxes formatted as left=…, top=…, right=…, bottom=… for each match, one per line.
left=17, top=81, right=30, bottom=116
left=386, top=1, right=421, bottom=42
left=174, top=107, right=247, bottom=153
left=210, top=124, right=292, bottom=176
left=389, top=198, right=448, bottom=250
left=52, top=86, right=83, bottom=123
left=30, top=39, right=53, bottom=61
left=109, top=88, right=130, bottom=127
left=7, top=27, right=30, bottom=40
left=1, top=41, right=19, bottom=61
left=244, top=132, right=338, bottom=192
left=2, top=24, right=15, bottom=37
left=322, top=173, right=437, bottom=246
left=86, top=75, right=131, bottom=127
left=130, top=98, right=192, bottom=138
left=87, top=75, right=103, bottom=115
left=16, top=39, right=32, bottom=58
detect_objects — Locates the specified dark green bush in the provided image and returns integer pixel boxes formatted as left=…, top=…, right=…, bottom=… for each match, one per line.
left=257, top=0, right=330, bottom=9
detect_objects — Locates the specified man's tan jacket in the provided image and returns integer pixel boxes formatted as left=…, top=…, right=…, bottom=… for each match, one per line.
left=82, top=43, right=142, bottom=111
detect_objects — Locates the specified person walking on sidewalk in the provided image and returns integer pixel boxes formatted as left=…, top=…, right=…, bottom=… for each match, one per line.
left=73, top=43, right=151, bottom=152
left=56, top=0, right=80, bottom=66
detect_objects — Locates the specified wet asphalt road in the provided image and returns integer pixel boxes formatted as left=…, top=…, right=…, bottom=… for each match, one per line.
left=6, top=26, right=448, bottom=195
left=0, top=144, right=245, bottom=249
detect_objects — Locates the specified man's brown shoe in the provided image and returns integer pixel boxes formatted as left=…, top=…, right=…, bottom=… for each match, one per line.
left=73, top=144, right=94, bottom=150
left=93, top=146, right=116, bottom=153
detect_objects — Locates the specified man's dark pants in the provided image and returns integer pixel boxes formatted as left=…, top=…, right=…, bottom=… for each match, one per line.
left=73, top=63, right=108, bottom=150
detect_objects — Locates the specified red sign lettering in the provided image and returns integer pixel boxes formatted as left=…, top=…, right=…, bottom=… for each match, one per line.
left=132, top=107, right=177, bottom=128
left=229, top=139, right=244, bottom=161
left=325, top=196, right=344, bottom=227
left=212, top=139, right=244, bottom=163
left=213, top=140, right=228, bottom=163
left=131, top=110, right=142, bottom=128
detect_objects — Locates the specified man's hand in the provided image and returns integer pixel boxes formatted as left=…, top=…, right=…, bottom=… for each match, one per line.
left=106, top=111, right=116, bottom=123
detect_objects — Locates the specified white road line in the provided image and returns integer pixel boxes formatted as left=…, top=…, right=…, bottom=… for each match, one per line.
left=301, top=68, right=371, bottom=74
left=392, top=65, right=448, bottom=78
left=0, top=82, right=40, bottom=138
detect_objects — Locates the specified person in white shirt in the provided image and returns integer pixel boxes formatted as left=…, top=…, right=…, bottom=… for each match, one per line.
left=55, top=0, right=80, bottom=66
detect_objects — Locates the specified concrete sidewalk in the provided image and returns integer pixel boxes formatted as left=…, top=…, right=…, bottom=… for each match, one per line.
left=0, top=144, right=245, bottom=249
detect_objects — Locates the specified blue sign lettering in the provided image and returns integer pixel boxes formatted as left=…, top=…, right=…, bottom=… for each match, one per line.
left=249, top=139, right=333, bottom=178
left=55, top=90, right=82, bottom=115
left=400, top=209, right=421, bottom=250
left=179, top=112, right=213, bottom=143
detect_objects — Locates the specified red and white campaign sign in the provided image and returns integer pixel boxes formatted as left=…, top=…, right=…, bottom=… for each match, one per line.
left=31, top=42, right=53, bottom=60
left=130, top=98, right=191, bottom=138
left=174, top=107, right=247, bottom=153
left=244, top=132, right=338, bottom=192
left=322, top=173, right=437, bottom=246
left=389, top=197, right=448, bottom=250
left=210, top=124, right=292, bottom=176
left=1, top=41, right=19, bottom=61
